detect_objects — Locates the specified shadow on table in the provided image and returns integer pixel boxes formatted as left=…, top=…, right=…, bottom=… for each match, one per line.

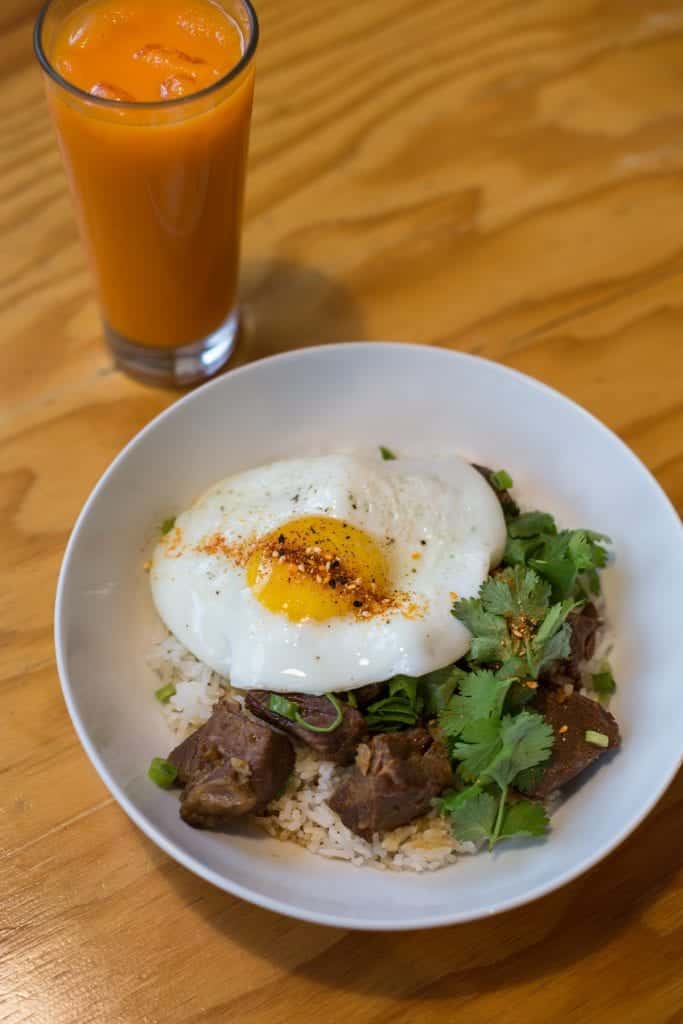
left=233, top=259, right=367, bottom=366
left=167, top=766, right=683, bottom=1003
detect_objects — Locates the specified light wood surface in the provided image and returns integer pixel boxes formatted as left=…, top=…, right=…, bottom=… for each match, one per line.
left=2, top=1, right=683, bottom=1020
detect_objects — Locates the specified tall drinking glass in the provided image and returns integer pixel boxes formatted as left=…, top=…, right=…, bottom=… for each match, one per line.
left=34, top=0, right=258, bottom=386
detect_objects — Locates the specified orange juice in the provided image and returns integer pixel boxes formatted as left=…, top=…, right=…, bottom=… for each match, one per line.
left=35, top=0, right=258, bottom=382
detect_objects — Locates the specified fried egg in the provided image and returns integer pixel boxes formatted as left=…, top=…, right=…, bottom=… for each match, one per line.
left=150, top=453, right=506, bottom=693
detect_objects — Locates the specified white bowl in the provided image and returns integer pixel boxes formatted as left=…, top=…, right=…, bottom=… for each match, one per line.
left=55, top=342, right=683, bottom=930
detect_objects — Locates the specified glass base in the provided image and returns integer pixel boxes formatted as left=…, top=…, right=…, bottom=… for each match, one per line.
left=105, top=308, right=240, bottom=387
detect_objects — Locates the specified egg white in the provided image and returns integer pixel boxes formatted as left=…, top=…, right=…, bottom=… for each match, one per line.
left=150, top=453, right=506, bottom=693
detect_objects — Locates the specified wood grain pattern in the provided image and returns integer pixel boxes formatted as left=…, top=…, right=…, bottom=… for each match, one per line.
left=1, top=0, right=682, bottom=1020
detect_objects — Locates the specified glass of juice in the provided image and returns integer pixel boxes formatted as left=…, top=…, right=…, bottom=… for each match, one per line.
left=34, top=0, right=258, bottom=386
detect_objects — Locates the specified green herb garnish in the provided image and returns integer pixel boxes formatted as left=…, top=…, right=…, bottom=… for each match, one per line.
left=379, top=446, right=397, bottom=460
left=154, top=682, right=176, bottom=703
left=160, top=516, right=176, bottom=536
left=366, top=675, right=424, bottom=731
left=148, top=757, right=177, bottom=789
left=346, top=691, right=358, bottom=708
left=490, top=469, right=513, bottom=491
left=452, top=566, right=576, bottom=681
left=419, top=665, right=466, bottom=716
left=592, top=666, right=616, bottom=702
left=268, top=694, right=299, bottom=721
left=296, top=693, right=343, bottom=733
left=366, top=675, right=423, bottom=733
left=438, top=671, right=554, bottom=849
left=268, top=692, right=343, bottom=733
left=436, top=787, right=548, bottom=845
left=585, top=729, right=609, bottom=748
left=502, top=508, right=610, bottom=601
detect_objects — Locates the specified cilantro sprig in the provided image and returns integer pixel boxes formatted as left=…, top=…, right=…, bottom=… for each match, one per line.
left=502, top=510, right=610, bottom=601
left=452, top=566, right=576, bottom=681
left=437, top=567, right=564, bottom=848
left=437, top=684, right=553, bottom=848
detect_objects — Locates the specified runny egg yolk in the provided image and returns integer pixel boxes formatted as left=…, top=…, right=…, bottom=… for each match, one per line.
left=246, top=515, right=390, bottom=623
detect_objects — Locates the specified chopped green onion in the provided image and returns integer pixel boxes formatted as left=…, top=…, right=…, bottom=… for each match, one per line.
left=268, top=693, right=344, bottom=733
left=592, top=667, right=616, bottom=701
left=295, top=693, right=343, bottom=733
left=268, top=694, right=299, bottom=721
left=148, top=757, right=177, bottom=788
left=379, top=446, right=396, bottom=461
left=154, top=682, right=176, bottom=703
left=346, top=692, right=358, bottom=708
left=585, top=730, right=609, bottom=748
left=490, top=469, right=513, bottom=491
left=160, top=516, right=176, bottom=535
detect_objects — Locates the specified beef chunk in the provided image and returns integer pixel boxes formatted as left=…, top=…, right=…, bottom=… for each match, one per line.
left=542, top=602, right=601, bottom=688
left=168, top=699, right=294, bottom=828
left=328, top=728, right=452, bottom=838
left=245, top=691, right=366, bottom=764
left=472, top=463, right=519, bottom=517
left=526, top=689, right=620, bottom=797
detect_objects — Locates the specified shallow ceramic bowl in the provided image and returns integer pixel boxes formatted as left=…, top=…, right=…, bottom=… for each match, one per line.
left=55, top=342, right=683, bottom=929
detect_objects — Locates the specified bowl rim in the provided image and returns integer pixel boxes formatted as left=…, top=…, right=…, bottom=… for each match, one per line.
left=54, top=341, right=683, bottom=929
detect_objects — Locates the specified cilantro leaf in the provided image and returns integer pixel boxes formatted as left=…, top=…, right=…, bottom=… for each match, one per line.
left=452, top=597, right=507, bottom=641
left=439, top=787, right=498, bottom=845
left=439, top=787, right=549, bottom=846
left=527, top=598, right=576, bottom=675
left=508, top=521, right=610, bottom=601
left=480, top=566, right=551, bottom=620
left=480, top=711, right=554, bottom=791
left=504, top=535, right=544, bottom=566
left=451, top=719, right=502, bottom=780
left=507, top=511, right=557, bottom=538
left=379, top=446, right=396, bottom=460
left=420, top=665, right=466, bottom=716
left=453, top=566, right=575, bottom=679
left=514, top=763, right=547, bottom=795
left=440, top=670, right=514, bottom=739
left=498, top=800, right=549, bottom=841
left=160, top=516, right=176, bottom=535
left=529, top=557, right=577, bottom=600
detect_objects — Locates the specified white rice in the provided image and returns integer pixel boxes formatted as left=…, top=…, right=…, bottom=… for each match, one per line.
left=147, top=633, right=473, bottom=871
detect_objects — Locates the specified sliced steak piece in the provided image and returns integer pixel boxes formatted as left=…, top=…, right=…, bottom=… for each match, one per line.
left=168, top=699, right=294, bottom=828
left=245, top=691, right=366, bottom=764
left=472, top=463, right=519, bottom=517
left=542, top=602, right=601, bottom=688
left=526, top=689, right=620, bottom=797
left=327, top=727, right=452, bottom=838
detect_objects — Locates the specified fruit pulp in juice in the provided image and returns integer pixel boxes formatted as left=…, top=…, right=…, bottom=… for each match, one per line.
left=47, top=0, right=254, bottom=348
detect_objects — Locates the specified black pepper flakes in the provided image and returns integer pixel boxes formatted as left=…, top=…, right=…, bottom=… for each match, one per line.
left=353, top=600, right=363, bottom=608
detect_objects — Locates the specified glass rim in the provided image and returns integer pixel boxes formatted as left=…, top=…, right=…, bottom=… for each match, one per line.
left=33, top=0, right=259, bottom=111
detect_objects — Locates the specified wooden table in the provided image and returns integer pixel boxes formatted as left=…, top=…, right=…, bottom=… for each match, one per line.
left=2, top=0, right=683, bottom=1020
